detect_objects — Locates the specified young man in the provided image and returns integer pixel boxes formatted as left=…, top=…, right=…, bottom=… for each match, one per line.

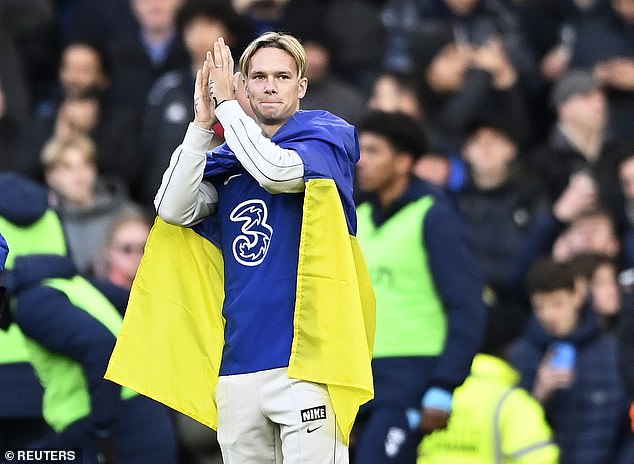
left=106, top=32, right=375, bottom=463
left=352, top=110, right=486, bottom=463
left=509, top=257, right=633, bottom=464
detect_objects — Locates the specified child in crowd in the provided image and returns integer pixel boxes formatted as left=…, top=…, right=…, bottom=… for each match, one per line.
left=509, top=257, right=633, bottom=464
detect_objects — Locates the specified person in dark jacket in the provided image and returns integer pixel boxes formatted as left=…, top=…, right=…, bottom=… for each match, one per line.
left=453, top=120, right=552, bottom=349
left=528, top=69, right=627, bottom=221
left=0, top=174, right=60, bottom=452
left=542, top=0, right=634, bottom=143
left=109, top=0, right=189, bottom=119
left=0, top=172, right=178, bottom=464
left=508, top=257, right=633, bottom=464
left=137, top=0, right=248, bottom=206
left=352, top=111, right=487, bottom=463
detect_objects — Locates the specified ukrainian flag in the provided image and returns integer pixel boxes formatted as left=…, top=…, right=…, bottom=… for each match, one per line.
left=105, top=177, right=375, bottom=443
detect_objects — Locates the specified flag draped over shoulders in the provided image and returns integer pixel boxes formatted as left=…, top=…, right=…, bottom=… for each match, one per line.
left=208, top=110, right=360, bottom=233
left=105, top=110, right=374, bottom=443
left=105, top=218, right=226, bottom=427
left=290, top=178, right=375, bottom=441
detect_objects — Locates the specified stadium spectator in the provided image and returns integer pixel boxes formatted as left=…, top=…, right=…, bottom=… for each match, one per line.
left=509, top=257, right=633, bottom=464
left=109, top=0, right=189, bottom=120
left=137, top=0, right=248, bottom=206
left=42, top=133, right=142, bottom=275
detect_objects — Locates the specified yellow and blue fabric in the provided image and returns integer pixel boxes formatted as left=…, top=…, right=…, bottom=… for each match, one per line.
left=106, top=110, right=375, bottom=444
left=194, top=110, right=362, bottom=377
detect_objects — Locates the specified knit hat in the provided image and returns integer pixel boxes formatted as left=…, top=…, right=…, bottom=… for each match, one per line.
left=550, top=69, right=600, bottom=108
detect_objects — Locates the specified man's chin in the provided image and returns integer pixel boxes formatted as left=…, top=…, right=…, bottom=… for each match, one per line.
left=259, top=115, right=283, bottom=126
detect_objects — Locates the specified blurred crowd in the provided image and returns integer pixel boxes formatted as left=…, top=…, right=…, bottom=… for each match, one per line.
left=0, top=0, right=634, bottom=463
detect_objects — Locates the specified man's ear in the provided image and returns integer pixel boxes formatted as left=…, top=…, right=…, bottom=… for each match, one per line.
left=234, top=72, right=247, bottom=96
left=396, top=152, right=416, bottom=175
left=298, top=77, right=308, bottom=99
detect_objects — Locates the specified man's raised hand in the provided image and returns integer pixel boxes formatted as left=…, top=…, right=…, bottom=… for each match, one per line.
left=193, top=37, right=237, bottom=131
left=193, top=58, right=216, bottom=130
left=208, top=37, right=237, bottom=107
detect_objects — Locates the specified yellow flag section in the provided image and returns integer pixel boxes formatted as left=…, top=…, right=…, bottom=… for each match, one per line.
left=105, top=218, right=226, bottom=427
left=105, top=178, right=375, bottom=444
left=290, top=178, right=375, bottom=442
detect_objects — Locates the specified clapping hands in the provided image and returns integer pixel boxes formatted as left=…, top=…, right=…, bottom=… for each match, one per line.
left=193, top=37, right=241, bottom=130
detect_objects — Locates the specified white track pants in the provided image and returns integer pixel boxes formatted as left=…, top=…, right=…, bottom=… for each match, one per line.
left=215, top=367, right=349, bottom=464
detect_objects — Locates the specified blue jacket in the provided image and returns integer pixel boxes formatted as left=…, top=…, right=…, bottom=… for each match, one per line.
left=509, top=304, right=631, bottom=464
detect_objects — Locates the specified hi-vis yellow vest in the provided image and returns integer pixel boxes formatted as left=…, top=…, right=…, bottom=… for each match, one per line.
left=105, top=179, right=376, bottom=444
left=418, top=354, right=559, bottom=464
left=28, top=276, right=137, bottom=432
left=0, top=210, right=67, bottom=366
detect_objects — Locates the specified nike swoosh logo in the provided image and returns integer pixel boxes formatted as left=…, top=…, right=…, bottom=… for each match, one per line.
left=224, top=173, right=242, bottom=185
left=307, top=426, right=323, bottom=434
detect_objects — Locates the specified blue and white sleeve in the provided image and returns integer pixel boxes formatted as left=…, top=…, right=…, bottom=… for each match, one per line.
left=215, top=101, right=305, bottom=194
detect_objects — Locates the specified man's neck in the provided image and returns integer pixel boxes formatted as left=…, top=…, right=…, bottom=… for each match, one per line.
left=472, top=167, right=508, bottom=190
left=260, top=122, right=284, bottom=138
left=141, top=26, right=175, bottom=47
left=558, top=121, right=603, bottom=161
left=259, top=111, right=299, bottom=138
left=378, top=175, right=410, bottom=210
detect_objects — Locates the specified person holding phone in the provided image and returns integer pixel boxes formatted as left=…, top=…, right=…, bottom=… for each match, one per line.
left=508, top=257, right=632, bottom=464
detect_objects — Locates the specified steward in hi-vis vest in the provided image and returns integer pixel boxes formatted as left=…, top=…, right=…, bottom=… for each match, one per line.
left=0, top=175, right=66, bottom=450
left=418, top=354, right=559, bottom=463
left=0, top=173, right=177, bottom=463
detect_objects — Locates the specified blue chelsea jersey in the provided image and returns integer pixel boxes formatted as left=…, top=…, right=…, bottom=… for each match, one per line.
left=215, top=169, right=303, bottom=375
left=195, top=110, right=360, bottom=375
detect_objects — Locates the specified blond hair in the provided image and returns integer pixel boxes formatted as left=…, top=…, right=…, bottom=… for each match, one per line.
left=106, top=208, right=152, bottom=246
left=41, top=133, right=97, bottom=169
left=239, top=31, right=307, bottom=79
